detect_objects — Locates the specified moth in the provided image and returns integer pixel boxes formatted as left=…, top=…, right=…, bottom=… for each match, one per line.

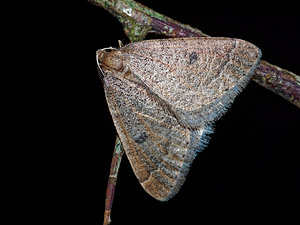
left=96, top=37, right=262, bottom=201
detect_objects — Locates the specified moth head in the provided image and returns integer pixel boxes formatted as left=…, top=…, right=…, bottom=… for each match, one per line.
left=96, top=48, right=125, bottom=73
left=96, top=47, right=141, bottom=84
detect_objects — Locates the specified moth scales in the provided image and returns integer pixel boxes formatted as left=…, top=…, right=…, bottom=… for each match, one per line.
left=97, top=37, right=262, bottom=201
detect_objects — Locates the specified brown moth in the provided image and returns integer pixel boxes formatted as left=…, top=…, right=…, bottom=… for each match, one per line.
left=96, top=37, right=262, bottom=201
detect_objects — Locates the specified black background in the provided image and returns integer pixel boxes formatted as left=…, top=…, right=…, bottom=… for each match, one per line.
left=38, top=1, right=299, bottom=224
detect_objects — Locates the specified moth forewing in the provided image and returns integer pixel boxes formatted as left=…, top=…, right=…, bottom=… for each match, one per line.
left=119, top=37, right=262, bottom=129
left=97, top=37, right=261, bottom=200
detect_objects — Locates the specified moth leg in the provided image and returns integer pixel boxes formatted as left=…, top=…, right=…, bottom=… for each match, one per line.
left=118, top=40, right=124, bottom=48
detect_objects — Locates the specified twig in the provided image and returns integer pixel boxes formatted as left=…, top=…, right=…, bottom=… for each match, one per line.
left=87, top=0, right=299, bottom=107
left=103, top=136, right=124, bottom=225
left=253, top=60, right=300, bottom=107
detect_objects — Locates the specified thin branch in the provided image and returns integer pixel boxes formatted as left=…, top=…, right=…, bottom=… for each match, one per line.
left=88, top=0, right=300, bottom=107
left=103, top=136, right=124, bottom=225
left=253, top=60, right=300, bottom=106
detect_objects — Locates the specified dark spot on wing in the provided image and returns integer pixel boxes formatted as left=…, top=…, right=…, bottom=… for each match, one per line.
left=189, top=51, right=198, bottom=64
left=134, top=132, right=148, bottom=144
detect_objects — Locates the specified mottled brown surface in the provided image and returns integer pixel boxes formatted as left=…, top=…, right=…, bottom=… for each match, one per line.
left=97, top=37, right=261, bottom=201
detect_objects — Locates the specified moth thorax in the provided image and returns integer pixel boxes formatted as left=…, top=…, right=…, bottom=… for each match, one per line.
left=99, top=50, right=126, bottom=73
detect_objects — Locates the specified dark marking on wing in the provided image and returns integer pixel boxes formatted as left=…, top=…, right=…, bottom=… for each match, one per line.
left=189, top=52, right=198, bottom=64
left=134, top=132, right=148, bottom=144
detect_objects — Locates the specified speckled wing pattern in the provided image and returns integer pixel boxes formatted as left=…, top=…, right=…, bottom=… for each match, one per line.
left=121, top=38, right=262, bottom=129
left=102, top=71, right=213, bottom=200
left=98, top=37, right=261, bottom=201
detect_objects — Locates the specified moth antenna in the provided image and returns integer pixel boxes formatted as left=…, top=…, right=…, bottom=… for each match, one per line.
left=99, top=47, right=117, bottom=51
left=96, top=52, right=105, bottom=81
